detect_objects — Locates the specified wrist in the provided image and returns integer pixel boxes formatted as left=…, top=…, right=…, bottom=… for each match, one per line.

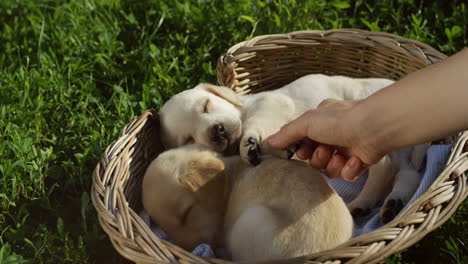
left=347, top=97, right=398, bottom=161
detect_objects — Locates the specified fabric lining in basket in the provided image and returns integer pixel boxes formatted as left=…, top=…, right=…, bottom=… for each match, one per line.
left=92, top=29, right=468, bottom=264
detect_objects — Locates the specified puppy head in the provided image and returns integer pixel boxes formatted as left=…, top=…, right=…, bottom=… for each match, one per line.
left=160, top=83, right=243, bottom=153
left=142, top=145, right=227, bottom=250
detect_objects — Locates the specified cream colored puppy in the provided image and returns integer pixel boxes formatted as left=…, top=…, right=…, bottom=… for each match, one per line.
left=142, top=145, right=354, bottom=262
left=159, top=74, right=427, bottom=222
left=159, top=74, right=393, bottom=165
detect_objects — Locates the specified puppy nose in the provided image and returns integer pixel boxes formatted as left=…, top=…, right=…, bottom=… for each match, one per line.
left=213, top=124, right=225, bottom=136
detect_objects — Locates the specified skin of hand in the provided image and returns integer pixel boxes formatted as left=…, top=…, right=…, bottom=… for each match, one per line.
left=268, top=48, right=468, bottom=181
left=267, top=99, right=374, bottom=181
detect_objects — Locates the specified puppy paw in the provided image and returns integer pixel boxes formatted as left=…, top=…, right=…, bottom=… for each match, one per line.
left=350, top=207, right=372, bottom=218
left=347, top=199, right=376, bottom=218
left=247, top=137, right=262, bottom=166
left=240, top=135, right=298, bottom=166
left=240, top=137, right=262, bottom=166
left=380, top=198, right=404, bottom=224
left=284, top=144, right=299, bottom=159
left=379, top=169, right=419, bottom=223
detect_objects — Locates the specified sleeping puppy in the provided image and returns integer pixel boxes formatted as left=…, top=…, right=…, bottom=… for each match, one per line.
left=159, top=74, right=426, bottom=222
left=142, top=144, right=354, bottom=261
left=159, top=74, right=394, bottom=165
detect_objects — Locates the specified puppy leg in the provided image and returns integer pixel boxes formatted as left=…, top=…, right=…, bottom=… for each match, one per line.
left=347, top=155, right=396, bottom=217
left=240, top=93, right=296, bottom=165
left=380, top=145, right=426, bottom=223
left=380, top=169, right=420, bottom=223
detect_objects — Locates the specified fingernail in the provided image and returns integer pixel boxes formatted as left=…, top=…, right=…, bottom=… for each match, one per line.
left=317, top=149, right=325, bottom=161
left=347, top=157, right=359, bottom=169
left=342, top=158, right=359, bottom=182
left=349, top=174, right=360, bottom=182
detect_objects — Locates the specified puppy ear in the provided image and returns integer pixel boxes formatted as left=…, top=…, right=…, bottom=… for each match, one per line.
left=178, top=157, right=225, bottom=192
left=196, top=83, right=242, bottom=107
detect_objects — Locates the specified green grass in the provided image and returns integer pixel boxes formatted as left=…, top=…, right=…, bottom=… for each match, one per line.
left=0, top=0, right=466, bottom=263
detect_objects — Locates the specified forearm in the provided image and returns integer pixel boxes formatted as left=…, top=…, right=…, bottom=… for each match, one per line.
left=353, top=48, right=468, bottom=153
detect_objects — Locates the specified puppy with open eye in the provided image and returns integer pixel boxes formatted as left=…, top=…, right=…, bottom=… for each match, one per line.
left=142, top=144, right=354, bottom=262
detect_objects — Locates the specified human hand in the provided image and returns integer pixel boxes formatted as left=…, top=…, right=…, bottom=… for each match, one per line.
left=267, top=98, right=387, bottom=181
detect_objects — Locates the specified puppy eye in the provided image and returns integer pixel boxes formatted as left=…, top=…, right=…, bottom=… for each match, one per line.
left=203, top=99, right=210, bottom=113
left=184, top=136, right=194, bottom=145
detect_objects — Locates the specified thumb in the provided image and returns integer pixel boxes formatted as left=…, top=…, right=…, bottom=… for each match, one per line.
left=267, top=112, right=312, bottom=149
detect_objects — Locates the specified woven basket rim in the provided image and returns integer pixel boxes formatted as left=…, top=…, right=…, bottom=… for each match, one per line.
left=227, top=28, right=440, bottom=53
left=217, top=29, right=447, bottom=95
left=92, top=29, right=468, bottom=264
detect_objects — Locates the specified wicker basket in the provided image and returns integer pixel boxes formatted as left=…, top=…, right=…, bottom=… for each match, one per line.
left=92, top=29, right=468, bottom=264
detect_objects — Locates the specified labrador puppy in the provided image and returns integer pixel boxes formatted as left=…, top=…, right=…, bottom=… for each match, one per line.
left=159, top=74, right=427, bottom=222
left=142, top=144, right=354, bottom=261
left=159, top=74, right=394, bottom=165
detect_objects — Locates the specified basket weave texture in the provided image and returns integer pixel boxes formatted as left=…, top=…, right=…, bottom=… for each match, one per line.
left=92, top=29, right=468, bottom=264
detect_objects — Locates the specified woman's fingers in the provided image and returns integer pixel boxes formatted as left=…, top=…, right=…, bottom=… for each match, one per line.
left=319, top=152, right=367, bottom=181
left=342, top=156, right=368, bottom=182
left=324, top=154, right=347, bottom=179
left=309, top=145, right=333, bottom=169
left=296, top=138, right=317, bottom=160
left=267, top=110, right=315, bottom=149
